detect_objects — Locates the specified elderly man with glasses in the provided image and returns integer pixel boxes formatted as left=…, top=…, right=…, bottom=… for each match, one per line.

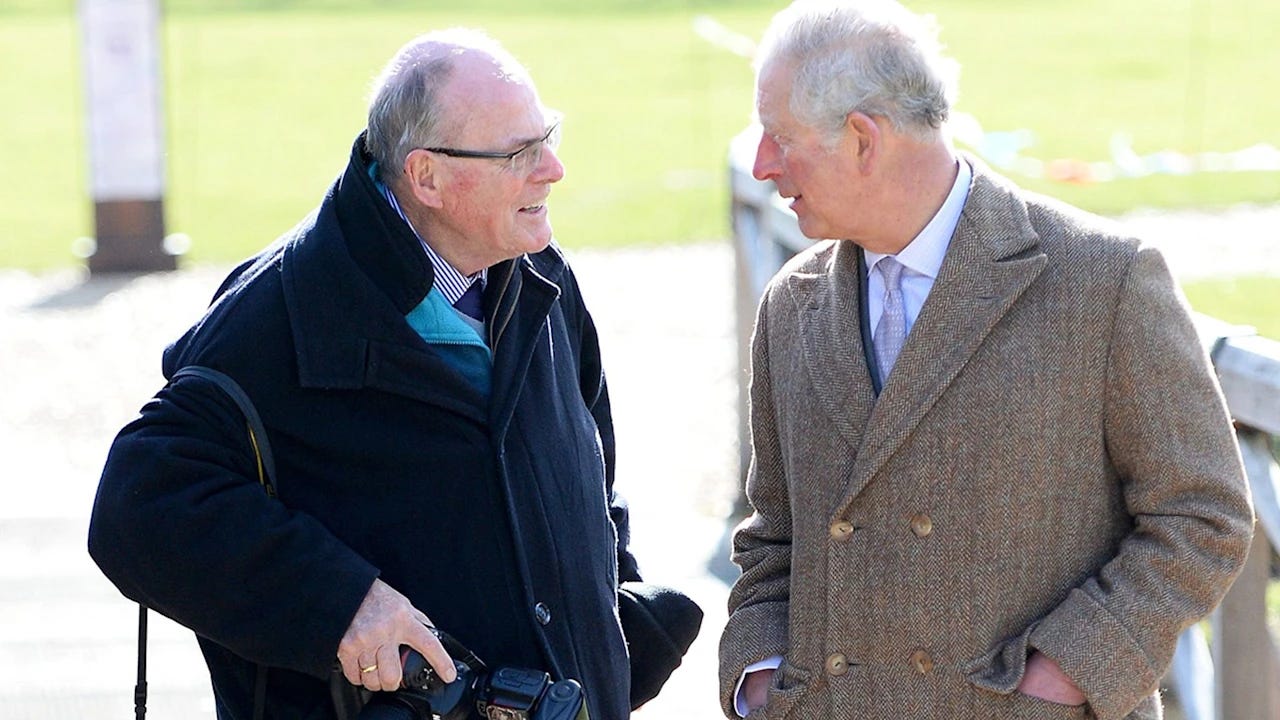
left=89, top=29, right=701, bottom=720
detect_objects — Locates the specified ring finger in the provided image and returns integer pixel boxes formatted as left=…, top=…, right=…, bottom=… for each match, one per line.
left=357, top=653, right=384, bottom=691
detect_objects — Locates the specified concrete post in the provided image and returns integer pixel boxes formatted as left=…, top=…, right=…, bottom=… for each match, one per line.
left=80, top=0, right=174, bottom=273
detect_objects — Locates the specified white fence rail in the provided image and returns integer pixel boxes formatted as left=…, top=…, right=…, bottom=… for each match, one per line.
left=728, top=136, right=1280, bottom=720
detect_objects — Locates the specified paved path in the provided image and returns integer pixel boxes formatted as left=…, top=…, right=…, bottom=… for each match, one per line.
left=1, top=206, right=1275, bottom=718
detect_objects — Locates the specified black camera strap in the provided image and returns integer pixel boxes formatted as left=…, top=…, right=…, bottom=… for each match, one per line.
left=135, top=366, right=276, bottom=720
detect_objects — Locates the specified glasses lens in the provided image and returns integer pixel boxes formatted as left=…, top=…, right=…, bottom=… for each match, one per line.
left=509, top=144, right=540, bottom=175
left=508, top=121, right=561, bottom=175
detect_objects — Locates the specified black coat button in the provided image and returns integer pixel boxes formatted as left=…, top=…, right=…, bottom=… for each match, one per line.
left=534, top=602, right=552, bottom=625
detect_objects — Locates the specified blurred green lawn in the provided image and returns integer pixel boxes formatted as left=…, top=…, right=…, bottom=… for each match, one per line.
left=1184, top=276, right=1280, bottom=340
left=2, top=1, right=1277, bottom=290
left=5, top=2, right=775, bottom=269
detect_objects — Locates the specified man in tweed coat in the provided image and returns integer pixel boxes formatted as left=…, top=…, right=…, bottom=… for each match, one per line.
left=719, top=2, right=1255, bottom=719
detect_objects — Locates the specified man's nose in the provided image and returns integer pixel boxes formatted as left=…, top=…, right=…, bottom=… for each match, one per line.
left=535, top=146, right=565, bottom=183
left=753, top=135, right=780, bottom=181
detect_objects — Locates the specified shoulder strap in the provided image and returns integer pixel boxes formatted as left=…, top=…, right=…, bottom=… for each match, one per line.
left=171, top=365, right=277, bottom=496
left=134, top=604, right=147, bottom=720
left=135, top=366, right=277, bottom=719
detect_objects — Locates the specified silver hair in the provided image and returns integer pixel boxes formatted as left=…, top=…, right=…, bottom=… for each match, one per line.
left=365, top=28, right=532, bottom=183
left=755, top=0, right=959, bottom=142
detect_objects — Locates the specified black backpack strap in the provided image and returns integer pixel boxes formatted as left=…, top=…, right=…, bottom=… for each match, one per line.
left=136, top=365, right=277, bottom=719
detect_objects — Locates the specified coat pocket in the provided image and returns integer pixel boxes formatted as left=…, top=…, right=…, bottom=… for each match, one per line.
left=748, top=659, right=813, bottom=720
left=978, top=689, right=1094, bottom=720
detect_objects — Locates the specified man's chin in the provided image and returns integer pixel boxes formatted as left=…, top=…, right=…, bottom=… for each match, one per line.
left=524, top=225, right=556, bottom=253
left=796, top=217, right=827, bottom=240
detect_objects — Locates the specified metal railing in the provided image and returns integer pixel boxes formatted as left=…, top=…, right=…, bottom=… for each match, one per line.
left=728, top=133, right=1280, bottom=720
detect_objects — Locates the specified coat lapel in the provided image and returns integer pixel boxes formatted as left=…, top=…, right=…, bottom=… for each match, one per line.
left=488, top=254, right=562, bottom=441
left=787, top=240, right=878, bottom=454
left=842, top=166, right=1048, bottom=505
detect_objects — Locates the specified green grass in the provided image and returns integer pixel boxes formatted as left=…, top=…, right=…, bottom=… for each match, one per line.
left=1183, top=276, right=1280, bottom=340
left=0, top=6, right=769, bottom=268
left=932, top=0, right=1280, bottom=214
left=2, top=0, right=1277, bottom=272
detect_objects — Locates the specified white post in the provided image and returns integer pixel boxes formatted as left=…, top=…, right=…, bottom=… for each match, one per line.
left=80, top=0, right=174, bottom=273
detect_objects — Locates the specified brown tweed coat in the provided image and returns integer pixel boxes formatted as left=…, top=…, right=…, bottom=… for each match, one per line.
left=719, top=159, right=1254, bottom=720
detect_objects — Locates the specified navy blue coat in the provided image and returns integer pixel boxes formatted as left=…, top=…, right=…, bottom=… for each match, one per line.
left=89, top=134, right=699, bottom=720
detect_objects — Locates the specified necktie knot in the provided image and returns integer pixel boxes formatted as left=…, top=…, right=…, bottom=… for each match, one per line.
left=878, top=256, right=904, bottom=285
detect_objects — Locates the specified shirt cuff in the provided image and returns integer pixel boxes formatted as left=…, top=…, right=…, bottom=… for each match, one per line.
left=734, top=655, right=783, bottom=717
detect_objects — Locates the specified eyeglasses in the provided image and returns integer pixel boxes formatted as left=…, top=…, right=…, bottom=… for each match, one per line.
left=420, top=113, right=563, bottom=175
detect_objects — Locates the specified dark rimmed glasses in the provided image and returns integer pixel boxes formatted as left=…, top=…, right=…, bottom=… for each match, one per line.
left=420, top=112, right=563, bottom=175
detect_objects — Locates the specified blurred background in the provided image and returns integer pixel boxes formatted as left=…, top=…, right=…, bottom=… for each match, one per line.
left=2, top=0, right=1278, bottom=332
left=1, top=1, right=1277, bottom=718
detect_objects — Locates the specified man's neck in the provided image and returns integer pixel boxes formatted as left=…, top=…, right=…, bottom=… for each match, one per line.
left=387, top=182, right=488, bottom=277
left=864, top=140, right=959, bottom=255
left=384, top=181, right=489, bottom=281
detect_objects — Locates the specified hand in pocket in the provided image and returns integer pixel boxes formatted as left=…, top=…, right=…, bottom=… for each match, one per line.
left=1018, top=652, right=1085, bottom=706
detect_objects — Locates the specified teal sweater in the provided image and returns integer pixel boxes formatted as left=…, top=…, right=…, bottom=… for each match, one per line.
left=405, top=286, right=492, bottom=396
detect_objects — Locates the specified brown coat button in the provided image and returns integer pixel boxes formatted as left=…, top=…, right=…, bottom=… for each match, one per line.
left=910, top=649, right=934, bottom=674
left=829, top=521, right=854, bottom=540
left=910, top=513, right=933, bottom=537
left=825, top=653, right=849, bottom=676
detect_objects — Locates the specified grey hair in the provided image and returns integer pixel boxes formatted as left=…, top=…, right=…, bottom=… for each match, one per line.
left=755, top=0, right=959, bottom=142
left=365, top=28, right=533, bottom=183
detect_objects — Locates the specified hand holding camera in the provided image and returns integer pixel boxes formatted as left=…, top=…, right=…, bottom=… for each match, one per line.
left=358, top=632, right=588, bottom=720
left=337, top=579, right=457, bottom=693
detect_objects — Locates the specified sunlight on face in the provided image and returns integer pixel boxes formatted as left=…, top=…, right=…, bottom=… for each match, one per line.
left=752, top=59, right=863, bottom=241
left=431, top=53, right=566, bottom=270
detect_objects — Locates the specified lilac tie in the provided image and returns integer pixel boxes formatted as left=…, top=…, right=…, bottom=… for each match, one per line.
left=873, top=257, right=907, bottom=380
left=454, top=281, right=484, bottom=321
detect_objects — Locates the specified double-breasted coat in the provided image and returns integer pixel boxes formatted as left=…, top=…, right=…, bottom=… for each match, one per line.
left=719, top=159, right=1254, bottom=720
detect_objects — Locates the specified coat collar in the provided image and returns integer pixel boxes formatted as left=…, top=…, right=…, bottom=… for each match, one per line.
left=784, top=157, right=1049, bottom=507
left=334, top=131, right=436, bottom=315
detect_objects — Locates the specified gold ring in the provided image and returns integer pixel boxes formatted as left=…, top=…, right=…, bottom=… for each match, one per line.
left=361, top=664, right=378, bottom=674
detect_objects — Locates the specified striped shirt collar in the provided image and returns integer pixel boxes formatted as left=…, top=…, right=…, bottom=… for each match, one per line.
left=375, top=180, right=486, bottom=305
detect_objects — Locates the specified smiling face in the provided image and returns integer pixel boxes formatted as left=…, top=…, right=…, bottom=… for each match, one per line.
left=753, top=58, right=865, bottom=242
left=408, top=52, right=565, bottom=274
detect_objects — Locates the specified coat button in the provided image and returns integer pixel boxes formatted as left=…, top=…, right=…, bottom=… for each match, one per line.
left=910, top=649, right=934, bottom=674
left=910, top=513, right=933, bottom=537
left=534, top=602, right=551, bottom=625
left=829, top=521, right=854, bottom=540
left=825, top=653, right=849, bottom=676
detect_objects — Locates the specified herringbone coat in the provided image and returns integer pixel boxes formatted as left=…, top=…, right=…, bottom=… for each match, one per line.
left=719, top=160, right=1254, bottom=720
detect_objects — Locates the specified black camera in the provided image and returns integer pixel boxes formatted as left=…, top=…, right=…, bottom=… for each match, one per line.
left=357, top=632, right=588, bottom=720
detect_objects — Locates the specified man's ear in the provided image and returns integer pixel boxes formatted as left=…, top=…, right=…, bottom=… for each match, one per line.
left=844, top=111, right=881, bottom=173
left=403, top=149, right=445, bottom=209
